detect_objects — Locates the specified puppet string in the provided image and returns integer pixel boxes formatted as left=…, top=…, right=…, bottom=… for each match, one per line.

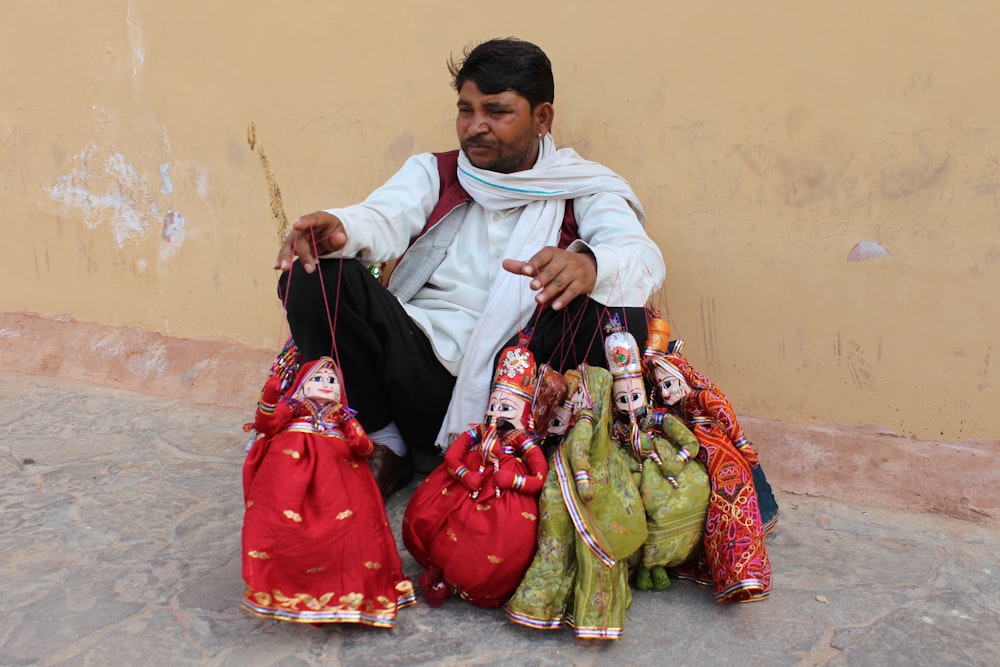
left=307, top=227, right=350, bottom=407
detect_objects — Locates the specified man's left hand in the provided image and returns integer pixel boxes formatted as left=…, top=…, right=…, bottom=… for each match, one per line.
left=502, top=246, right=596, bottom=310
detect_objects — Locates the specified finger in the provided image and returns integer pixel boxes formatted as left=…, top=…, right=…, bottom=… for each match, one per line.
left=524, top=247, right=558, bottom=290
left=283, top=212, right=329, bottom=273
left=274, top=232, right=296, bottom=271
left=540, top=252, right=595, bottom=310
left=533, top=262, right=574, bottom=308
left=543, top=277, right=585, bottom=311
left=294, top=232, right=319, bottom=273
left=501, top=258, right=535, bottom=277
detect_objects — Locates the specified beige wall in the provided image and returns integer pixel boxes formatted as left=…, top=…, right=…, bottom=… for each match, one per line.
left=2, top=1, right=998, bottom=442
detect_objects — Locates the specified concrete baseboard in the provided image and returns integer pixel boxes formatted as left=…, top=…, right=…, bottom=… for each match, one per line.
left=0, top=311, right=274, bottom=410
left=1, top=310, right=996, bottom=527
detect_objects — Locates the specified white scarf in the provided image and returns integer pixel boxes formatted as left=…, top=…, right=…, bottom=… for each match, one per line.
left=434, top=134, right=646, bottom=450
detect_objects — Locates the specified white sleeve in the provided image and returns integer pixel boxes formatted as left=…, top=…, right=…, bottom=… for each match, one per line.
left=567, top=192, right=665, bottom=307
left=321, top=153, right=441, bottom=265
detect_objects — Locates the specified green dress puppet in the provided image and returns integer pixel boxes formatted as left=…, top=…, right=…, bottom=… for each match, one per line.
left=602, top=317, right=711, bottom=591
left=505, top=364, right=647, bottom=641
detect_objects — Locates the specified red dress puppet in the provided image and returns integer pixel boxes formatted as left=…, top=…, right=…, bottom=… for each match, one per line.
left=642, top=318, right=772, bottom=603
left=241, top=356, right=415, bottom=626
left=402, top=345, right=550, bottom=608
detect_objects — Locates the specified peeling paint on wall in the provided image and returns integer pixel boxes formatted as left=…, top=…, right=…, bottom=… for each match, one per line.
left=46, top=122, right=201, bottom=261
left=127, top=2, right=144, bottom=75
left=125, top=343, right=167, bottom=379
left=848, top=240, right=891, bottom=262
left=48, top=143, right=155, bottom=248
left=160, top=210, right=185, bottom=260
left=193, top=164, right=208, bottom=200
left=159, top=163, right=173, bottom=195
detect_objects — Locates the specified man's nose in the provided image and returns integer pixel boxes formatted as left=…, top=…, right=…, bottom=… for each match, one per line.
left=467, top=113, right=489, bottom=134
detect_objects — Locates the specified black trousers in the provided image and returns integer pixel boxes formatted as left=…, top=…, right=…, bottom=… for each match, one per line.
left=279, top=258, right=647, bottom=454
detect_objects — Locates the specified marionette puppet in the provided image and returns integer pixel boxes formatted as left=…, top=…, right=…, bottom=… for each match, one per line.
left=642, top=315, right=772, bottom=603
left=602, top=317, right=710, bottom=592
left=241, top=355, right=416, bottom=626
left=539, top=367, right=582, bottom=457
left=402, top=344, right=550, bottom=608
left=505, top=363, right=648, bottom=641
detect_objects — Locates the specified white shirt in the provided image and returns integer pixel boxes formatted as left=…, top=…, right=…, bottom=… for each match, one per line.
left=325, top=152, right=665, bottom=375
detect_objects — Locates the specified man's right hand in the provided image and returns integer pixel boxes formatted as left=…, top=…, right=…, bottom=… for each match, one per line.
left=274, top=211, right=348, bottom=273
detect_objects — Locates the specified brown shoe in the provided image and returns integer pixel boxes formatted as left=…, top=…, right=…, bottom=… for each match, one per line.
left=367, top=444, right=415, bottom=498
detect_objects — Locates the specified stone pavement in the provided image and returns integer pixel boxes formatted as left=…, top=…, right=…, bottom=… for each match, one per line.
left=2, top=369, right=998, bottom=666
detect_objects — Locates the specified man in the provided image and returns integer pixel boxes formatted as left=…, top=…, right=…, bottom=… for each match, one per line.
left=273, top=38, right=664, bottom=497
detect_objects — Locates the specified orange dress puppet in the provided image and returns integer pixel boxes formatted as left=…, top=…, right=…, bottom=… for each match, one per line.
left=642, top=318, right=772, bottom=603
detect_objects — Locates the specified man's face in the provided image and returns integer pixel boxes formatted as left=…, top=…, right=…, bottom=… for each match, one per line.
left=613, top=376, right=647, bottom=418
left=485, top=388, right=529, bottom=429
left=653, top=366, right=689, bottom=406
left=456, top=80, right=552, bottom=173
left=301, top=367, right=341, bottom=404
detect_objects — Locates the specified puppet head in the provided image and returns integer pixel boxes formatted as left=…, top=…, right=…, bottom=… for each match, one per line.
left=604, top=316, right=648, bottom=423
left=291, top=357, right=343, bottom=405
left=532, top=363, right=569, bottom=437
left=641, top=314, right=693, bottom=407
left=485, top=345, right=538, bottom=430
left=547, top=368, right=583, bottom=437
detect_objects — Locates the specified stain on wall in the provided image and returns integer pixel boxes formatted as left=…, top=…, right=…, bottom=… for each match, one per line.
left=247, top=120, right=289, bottom=245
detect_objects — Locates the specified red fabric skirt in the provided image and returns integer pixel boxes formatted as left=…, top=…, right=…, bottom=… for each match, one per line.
left=241, top=428, right=414, bottom=626
left=676, top=422, right=772, bottom=603
left=403, top=452, right=541, bottom=608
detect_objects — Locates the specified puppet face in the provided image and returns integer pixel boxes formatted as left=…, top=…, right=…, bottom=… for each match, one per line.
left=485, top=388, right=529, bottom=429
left=548, top=403, right=573, bottom=436
left=653, top=365, right=690, bottom=406
left=301, top=367, right=341, bottom=404
left=569, top=381, right=591, bottom=412
left=612, top=376, right=647, bottom=417
left=549, top=376, right=592, bottom=435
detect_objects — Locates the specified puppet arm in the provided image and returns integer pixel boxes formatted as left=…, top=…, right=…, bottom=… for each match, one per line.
left=648, top=411, right=700, bottom=465
left=645, top=414, right=701, bottom=481
left=341, top=412, right=374, bottom=458
left=444, top=428, right=483, bottom=492
left=494, top=433, right=548, bottom=495
left=699, top=391, right=760, bottom=466
left=253, top=376, right=295, bottom=436
left=566, top=409, right=596, bottom=500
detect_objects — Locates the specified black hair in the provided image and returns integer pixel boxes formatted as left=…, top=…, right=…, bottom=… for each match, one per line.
left=448, top=37, right=554, bottom=109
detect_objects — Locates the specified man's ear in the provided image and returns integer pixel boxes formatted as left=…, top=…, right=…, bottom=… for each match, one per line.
left=535, top=102, right=554, bottom=135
